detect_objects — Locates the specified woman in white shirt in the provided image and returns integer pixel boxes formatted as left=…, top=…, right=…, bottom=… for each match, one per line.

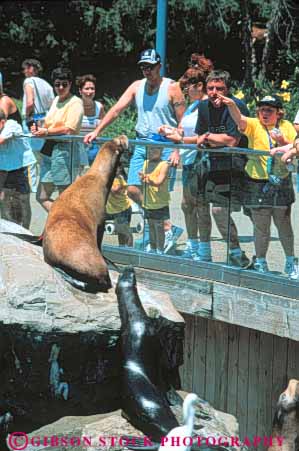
left=159, top=64, right=214, bottom=261
left=76, top=74, right=104, bottom=165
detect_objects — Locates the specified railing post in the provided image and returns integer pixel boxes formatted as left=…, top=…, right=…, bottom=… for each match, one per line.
left=156, top=0, right=168, bottom=76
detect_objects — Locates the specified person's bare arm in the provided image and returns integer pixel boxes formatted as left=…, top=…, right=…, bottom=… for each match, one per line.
left=0, top=96, right=17, bottom=118
left=158, top=126, right=198, bottom=146
left=24, top=84, right=35, bottom=118
left=111, top=181, right=124, bottom=193
left=294, top=123, right=299, bottom=133
left=206, top=133, right=240, bottom=147
left=281, top=147, right=298, bottom=163
left=168, top=81, right=186, bottom=123
left=99, top=104, right=105, bottom=120
left=217, top=94, right=248, bottom=131
left=146, top=162, right=169, bottom=186
left=31, top=123, right=76, bottom=136
left=0, top=136, right=6, bottom=145
left=84, top=81, right=140, bottom=143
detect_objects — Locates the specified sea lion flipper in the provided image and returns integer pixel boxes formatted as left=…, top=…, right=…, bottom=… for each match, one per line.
left=1, top=232, right=43, bottom=246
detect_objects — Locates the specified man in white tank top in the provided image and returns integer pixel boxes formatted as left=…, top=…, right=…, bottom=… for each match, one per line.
left=84, top=49, right=185, bottom=204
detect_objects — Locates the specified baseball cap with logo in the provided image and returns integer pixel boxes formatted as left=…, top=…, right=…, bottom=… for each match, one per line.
left=257, top=95, right=283, bottom=109
left=137, top=49, right=161, bottom=65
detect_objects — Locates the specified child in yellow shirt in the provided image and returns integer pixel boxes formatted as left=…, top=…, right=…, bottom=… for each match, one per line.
left=106, top=165, right=133, bottom=247
left=139, top=147, right=170, bottom=254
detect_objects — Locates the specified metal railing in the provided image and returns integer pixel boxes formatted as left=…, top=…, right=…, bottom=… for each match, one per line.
left=3, top=133, right=298, bottom=298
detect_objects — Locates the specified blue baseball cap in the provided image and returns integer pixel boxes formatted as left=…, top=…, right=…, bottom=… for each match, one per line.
left=257, top=95, right=283, bottom=109
left=137, top=49, right=161, bottom=65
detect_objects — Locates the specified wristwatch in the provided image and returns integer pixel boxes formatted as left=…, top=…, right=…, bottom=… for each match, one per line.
left=204, top=132, right=210, bottom=145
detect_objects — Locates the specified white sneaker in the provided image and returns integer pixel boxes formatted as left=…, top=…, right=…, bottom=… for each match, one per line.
left=164, top=225, right=184, bottom=253
left=131, top=202, right=144, bottom=215
left=286, top=258, right=299, bottom=280
left=253, top=260, right=269, bottom=273
left=144, top=244, right=155, bottom=254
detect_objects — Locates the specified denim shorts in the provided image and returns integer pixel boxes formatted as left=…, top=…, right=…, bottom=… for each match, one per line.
left=127, top=144, right=176, bottom=191
left=40, top=142, right=80, bottom=186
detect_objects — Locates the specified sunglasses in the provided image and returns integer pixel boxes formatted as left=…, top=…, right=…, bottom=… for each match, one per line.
left=54, top=81, right=69, bottom=88
left=139, top=64, right=157, bottom=71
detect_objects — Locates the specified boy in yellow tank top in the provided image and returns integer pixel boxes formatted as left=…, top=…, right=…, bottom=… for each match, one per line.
left=139, top=147, right=170, bottom=254
left=106, top=165, right=133, bottom=247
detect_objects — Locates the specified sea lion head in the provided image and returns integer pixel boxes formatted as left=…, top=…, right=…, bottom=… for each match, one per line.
left=116, top=266, right=136, bottom=292
left=274, top=379, right=299, bottom=428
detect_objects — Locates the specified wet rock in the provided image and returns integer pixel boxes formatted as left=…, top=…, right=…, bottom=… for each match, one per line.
left=0, top=220, right=184, bottom=435
left=7, top=392, right=245, bottom=451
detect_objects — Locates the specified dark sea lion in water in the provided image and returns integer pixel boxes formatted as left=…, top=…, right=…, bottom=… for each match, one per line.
left=43, top=135, right=129, bottom=293
left=115, top=266, right=180, bottom=441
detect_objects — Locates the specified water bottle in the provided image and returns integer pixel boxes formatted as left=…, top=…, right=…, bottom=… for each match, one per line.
left=271, top=127, right=282, bottom=137
left=33, top=113, right=46, bottom=129
left=147, top=132, right=170, bottom=142
left=286, top=159, right=295, bottom=172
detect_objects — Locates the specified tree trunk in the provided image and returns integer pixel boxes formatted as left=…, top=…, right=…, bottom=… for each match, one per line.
left=259, top=15, right=276, bottom=82
left=240, top=0, right=253, bottom=88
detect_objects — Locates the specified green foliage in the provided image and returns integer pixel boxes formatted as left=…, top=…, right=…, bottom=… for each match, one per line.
left=13, top=98, right=23, bottom=114
left=232, top=77, right=298, bottom=121
left=99, top=96, right=137, bottom=138
left=1, top=0, right=298, bottom=91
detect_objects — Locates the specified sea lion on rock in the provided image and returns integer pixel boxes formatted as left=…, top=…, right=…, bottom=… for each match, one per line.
left=43, top=135, right=128, bottom=293
left=115, top=266, right=180, bottom=441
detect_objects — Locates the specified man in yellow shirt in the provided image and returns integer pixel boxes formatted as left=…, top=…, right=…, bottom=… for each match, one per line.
left=219, top=94, right=297, bottom=278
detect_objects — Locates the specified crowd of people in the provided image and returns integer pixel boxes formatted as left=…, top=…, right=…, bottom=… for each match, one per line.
left=0, top=50, right=299, bottom=279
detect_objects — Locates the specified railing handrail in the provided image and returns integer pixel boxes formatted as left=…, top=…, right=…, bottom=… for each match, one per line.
left=24, top=133, right=295, bottom=158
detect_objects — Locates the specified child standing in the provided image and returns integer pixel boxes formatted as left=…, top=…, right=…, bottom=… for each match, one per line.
left=106, top=166, right=133, bottom=247
left=139, top=147, right=170, bottom=254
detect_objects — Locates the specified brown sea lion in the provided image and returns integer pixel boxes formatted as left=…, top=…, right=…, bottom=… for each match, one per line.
left=43, top=135, right=129, bottom=292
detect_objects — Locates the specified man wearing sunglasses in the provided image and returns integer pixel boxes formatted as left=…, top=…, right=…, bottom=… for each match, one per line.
left=84, top=49, right=185, bottom=206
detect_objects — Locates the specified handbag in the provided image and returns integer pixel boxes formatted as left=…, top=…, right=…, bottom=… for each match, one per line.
left=40, top=140, right=58, bottom=157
